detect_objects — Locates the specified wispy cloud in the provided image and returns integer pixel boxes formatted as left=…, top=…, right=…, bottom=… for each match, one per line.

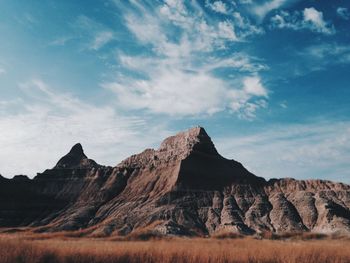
left=279, top=101, right=287, bottom=108
left=90, top=31, right=114, bottom=50
left=49, top=15, right=115, bottom=50
left=297, top=43, right=350, bottom=72
left=270, top=7, right=335, bottom=35
left=0, top=79, right=170, bottom=177
left=253, top=0, right=288, bottom=20
left=337, top=7, right=350, bottom=20
left=49, top=36, right=74, bottom=46
left=104, top=0, right=267, bottom=118
left=273, top=41, right=350, bottom=78
left=50, top=15, right=114, bottom=50
left=0, top=67, right=6, bottom=75
left=304, top=43, right=350, bottom=60
left=247, top=0, right=301, bottom=20
left=14, top=12, right=37, bottom=26
left=75, top=15, right=115, bottom=50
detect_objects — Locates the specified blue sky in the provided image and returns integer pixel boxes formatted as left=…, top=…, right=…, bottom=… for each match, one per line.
left=0, top=0, right=349, bottom=183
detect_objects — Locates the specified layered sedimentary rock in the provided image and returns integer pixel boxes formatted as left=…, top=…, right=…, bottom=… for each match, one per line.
left=0, top=127, right=349, bottom=236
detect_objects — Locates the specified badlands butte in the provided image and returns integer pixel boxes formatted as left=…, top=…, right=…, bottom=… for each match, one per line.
left=0, top=127, right=349, bottom=237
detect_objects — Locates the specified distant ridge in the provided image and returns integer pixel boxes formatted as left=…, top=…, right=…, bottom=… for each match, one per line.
left=0, top=127, right=349, bottom=236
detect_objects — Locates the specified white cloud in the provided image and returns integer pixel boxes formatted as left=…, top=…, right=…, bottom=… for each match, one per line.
left=125, top=13, right=165, bottom=46
left=217, top=21, right=238, bottom=41
left=126, top=1, right=263, bottom=50
left=206, top=1, right=229, bottom=14
left=270, top=11, right=295, bottom=29
left=0, top=79, right=170, bottom=178
left=163, top=0, right=187, bottom=14
left=232, top=12, right=265, bottom=37
left=243, top=76, right=268, bottom=97
left=227, top=76, right=268, bottom=120
left=0, top=68, right=6, bottom=75
left=105, top=70, right=267, bottom=118
left=105, top=70, right=226, bottom=116
left=337, top=7, right=350, bottom=20
left=215, top=121, right=350, bottom=183
left=106, top=0, right=268, bottom=118
left=303, top=7, right=334, bottom=35
left=270, top=7, right=335, bottom=35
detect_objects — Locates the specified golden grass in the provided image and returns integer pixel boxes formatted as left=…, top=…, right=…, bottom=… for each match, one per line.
left=0, top=233, right=349, bottom=263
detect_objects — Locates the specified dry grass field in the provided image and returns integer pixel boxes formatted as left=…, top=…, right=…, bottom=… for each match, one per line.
left=0, top=232, right=349, bottom=263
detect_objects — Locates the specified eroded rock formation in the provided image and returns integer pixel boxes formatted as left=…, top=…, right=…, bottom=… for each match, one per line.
left=0, top=127, right=349, bottom=236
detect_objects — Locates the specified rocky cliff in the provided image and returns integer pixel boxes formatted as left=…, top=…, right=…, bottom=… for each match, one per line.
left=0, top=127, right=349, bottom=236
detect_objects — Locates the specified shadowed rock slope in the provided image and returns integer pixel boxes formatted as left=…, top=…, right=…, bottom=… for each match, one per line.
left=0, top=127, right=349, bottom=236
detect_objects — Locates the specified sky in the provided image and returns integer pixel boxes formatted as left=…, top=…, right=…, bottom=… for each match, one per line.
left=0, top=0, right=349, bottom=183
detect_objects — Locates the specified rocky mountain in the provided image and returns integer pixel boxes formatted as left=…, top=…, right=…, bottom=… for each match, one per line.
left=0, top=127, right=349, bottom=236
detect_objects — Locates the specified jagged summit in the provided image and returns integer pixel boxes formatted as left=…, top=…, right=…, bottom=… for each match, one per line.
left=54, top=143, right=97, bottom=169
left=159, top=126, right=219, bottom=157
left=120, top=126, right=220, bottom=168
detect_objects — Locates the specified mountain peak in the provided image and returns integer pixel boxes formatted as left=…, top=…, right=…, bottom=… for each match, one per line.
left=54, top=143, right=90, bottom=169
left=68, top=143, right=85, bottom=157
left=159, top=126, right=219, bottom=157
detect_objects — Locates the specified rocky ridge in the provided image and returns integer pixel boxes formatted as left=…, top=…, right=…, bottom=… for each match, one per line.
left=0, top=127, right=349, bottom=236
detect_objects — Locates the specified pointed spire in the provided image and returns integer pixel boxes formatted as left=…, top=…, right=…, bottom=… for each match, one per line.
left=54, top=143, right=88, bottom=169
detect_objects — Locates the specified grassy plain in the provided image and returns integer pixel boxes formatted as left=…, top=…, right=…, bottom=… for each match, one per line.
left=0, top=232, right=349, bottom=263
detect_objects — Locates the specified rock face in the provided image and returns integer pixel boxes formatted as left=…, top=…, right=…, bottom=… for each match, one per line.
left=0, top=127, right=349, bottom=236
